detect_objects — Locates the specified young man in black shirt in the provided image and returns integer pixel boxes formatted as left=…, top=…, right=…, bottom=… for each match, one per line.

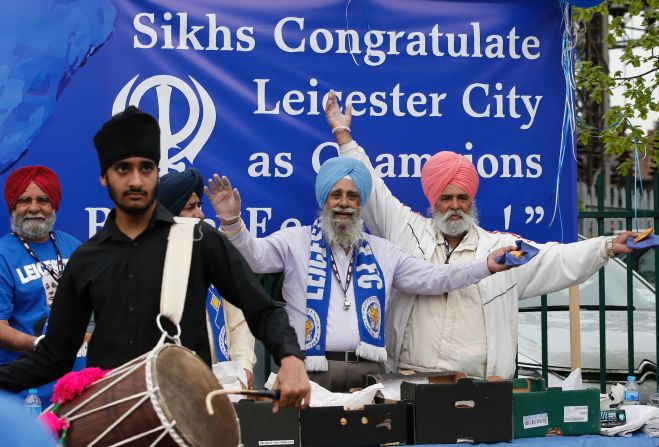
left=0, top=107, right=310, bottom=411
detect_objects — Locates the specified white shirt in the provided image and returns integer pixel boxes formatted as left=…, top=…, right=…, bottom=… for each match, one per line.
left=222, top=221, right=492, bottom=354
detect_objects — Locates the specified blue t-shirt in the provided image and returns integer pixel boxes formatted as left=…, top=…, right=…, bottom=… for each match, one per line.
left=0, top=230, right=81, bottom=403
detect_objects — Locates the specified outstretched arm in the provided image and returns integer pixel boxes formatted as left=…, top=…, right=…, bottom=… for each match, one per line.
left=517, top=231, right=640, bottom=298
left=392, top=244, right=519, bottom=295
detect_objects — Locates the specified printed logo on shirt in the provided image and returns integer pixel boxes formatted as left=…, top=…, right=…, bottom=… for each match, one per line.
left=15, top=259, right=69, bottom=285
left=361, top=296, right=382, bottom=339
left=304, top=308, right=321, bottom=351
left=41, top=272, right=57, bottom=308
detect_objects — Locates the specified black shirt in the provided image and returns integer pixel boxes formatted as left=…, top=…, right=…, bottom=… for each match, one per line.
left=0, top=203, right=303, bottom=392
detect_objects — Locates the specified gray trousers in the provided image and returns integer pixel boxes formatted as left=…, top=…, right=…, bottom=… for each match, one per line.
left=308, top=360, right=384, bottom=392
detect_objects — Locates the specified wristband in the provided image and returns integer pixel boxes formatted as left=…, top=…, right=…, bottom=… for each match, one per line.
left=221, top=219, right=244, bottom=237
left=33, top=335, right=45, bottom=351
left=331, top=125, right=351, bottom=135
left=216, top=211, right=241, bottom=222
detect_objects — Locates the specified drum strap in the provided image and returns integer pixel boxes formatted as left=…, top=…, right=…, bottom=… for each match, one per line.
left=160, top=217, right=198, bottom=326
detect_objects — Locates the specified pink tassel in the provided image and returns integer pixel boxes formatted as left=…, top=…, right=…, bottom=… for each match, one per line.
left=39, top=410, right=69, bottom=437
left=52, top=367, right=110, bottom=404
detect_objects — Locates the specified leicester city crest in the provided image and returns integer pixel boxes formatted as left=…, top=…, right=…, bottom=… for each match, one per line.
left=361, top=296, right=381, bottom=339
left=218, top=325, right=229, bottom=359
left=304, top=308, right=322, bottom=351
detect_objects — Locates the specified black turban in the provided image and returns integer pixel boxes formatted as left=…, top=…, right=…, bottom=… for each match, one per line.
left=158, top=168, right=204, bottom=216
left=93, top=106, right=160, bottom=173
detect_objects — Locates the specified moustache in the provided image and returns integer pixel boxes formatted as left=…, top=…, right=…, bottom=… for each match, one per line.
left=443, top=210, right=464, bottom=219
left=124, top=189, right=147, bottom=197
left=331, top=207, right=356, bottom=215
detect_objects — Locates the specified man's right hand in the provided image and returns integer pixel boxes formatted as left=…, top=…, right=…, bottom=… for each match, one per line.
left=204, top=174, right=242, bottom=225
left=324, top=91, right=353, bottom=145
left=271, top=355, right=311, bottom=413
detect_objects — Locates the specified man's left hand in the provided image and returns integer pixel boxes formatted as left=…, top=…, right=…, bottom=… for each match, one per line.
left=487, top=246, right=519, bottom=273
left=612, top=231, right=640, bottom=255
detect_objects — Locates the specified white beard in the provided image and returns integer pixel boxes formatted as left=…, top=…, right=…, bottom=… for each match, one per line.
left=432, top=203, right=479, bottom=238
left=10, top=210, right=56, bottom=240
left=320, top=206, right=364, bottom=250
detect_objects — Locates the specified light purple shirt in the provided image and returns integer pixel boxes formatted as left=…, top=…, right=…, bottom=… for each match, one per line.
left=223, top=222, right=492, bottom=353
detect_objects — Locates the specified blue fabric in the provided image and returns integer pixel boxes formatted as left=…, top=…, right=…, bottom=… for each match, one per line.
left=627, top=234, right=659, bottom=250
left=206, top=286, right=230, bottom=362
left=495, top=240, right=540, bottom=266
left=158, top=168, right=204, bottom=216
left=0, top=230, right=81, bottom=404
left=0, top=391, right=55, bottom=446
left=314, top=158, right=373, bottom=208
left=425, top=433, right=659, bottom=446
left=304, top=219, right=385, bottom=370
left=303, top=220, right=332, bottom=367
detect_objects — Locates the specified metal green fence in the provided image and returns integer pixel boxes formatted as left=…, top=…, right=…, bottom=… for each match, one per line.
left=535, top=173, right=658, bottom=394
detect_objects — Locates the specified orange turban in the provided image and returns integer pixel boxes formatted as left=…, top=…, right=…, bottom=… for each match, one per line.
left=420, top=151, right=479, bottom=207
left=4, top=166, right=62, bottom=213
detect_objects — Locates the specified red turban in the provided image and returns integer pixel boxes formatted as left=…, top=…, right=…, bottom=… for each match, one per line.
left=420, top=151, right=479, bottom=207
left=4, top=166, right=62, bottom=213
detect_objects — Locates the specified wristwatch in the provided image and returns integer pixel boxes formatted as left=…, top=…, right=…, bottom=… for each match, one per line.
left=605, top=237, right=616, bottom=258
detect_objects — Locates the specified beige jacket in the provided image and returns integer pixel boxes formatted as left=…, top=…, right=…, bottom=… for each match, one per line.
left=339, top=139, right=610, bottom=377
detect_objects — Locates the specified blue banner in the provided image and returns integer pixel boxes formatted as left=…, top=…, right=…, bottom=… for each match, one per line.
left=0, top=0, right=576, bottom=243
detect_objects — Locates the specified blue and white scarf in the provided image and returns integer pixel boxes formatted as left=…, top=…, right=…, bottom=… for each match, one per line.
left=206, top=287, right=230, bottom=362
left=304, top=219, right=386, bottom=371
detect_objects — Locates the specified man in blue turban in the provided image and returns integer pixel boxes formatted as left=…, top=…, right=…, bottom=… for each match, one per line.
left=158, top=168, right=204, bottom=217
left=157, top=168, right=257, bottom=388
left=205, top=157, right=517, bottom=391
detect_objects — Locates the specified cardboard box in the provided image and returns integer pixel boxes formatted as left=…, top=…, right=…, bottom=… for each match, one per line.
left=400, top=373, right=513, bottom=444
left=234, top=400, right=300, bottom=447
left=300, top=401, right=409, bottom=447
left=512, top=378, right=600, bottom=438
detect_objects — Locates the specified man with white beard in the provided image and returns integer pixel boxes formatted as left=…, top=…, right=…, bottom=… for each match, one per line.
left=205, top=157, right=519, bottom=392
left=0, top=166, right=80, bottom=402
left=325, top=91, right=638, bottom=379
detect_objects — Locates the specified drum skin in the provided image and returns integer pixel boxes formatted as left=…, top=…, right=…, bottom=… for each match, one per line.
left=56, top=345, right=240, bottom=447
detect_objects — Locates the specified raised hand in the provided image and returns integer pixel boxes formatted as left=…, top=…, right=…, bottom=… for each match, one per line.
left=324, top=90, right=352, bottom=144
left=204, top=174, right=242, bottom=224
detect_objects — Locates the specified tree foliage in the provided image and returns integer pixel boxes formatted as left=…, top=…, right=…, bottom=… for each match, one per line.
left=574, top=0, right=658, bottom=175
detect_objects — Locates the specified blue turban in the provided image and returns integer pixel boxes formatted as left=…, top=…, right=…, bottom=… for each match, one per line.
left=315, top=157, right=372, bottom=208
left=158, top=168, right=204, bottom=215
